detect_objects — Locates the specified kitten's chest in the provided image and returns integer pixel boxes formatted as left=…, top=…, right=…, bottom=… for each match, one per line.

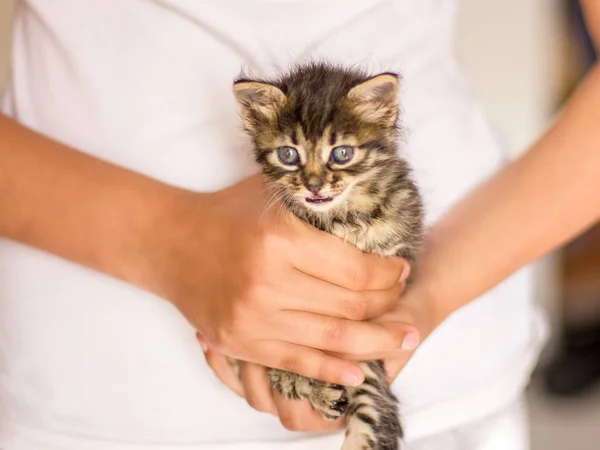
left=327, top=219, right=401, bottom=257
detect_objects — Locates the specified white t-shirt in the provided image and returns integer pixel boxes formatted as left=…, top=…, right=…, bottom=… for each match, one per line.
left=0, top=1, right=548, bottom=449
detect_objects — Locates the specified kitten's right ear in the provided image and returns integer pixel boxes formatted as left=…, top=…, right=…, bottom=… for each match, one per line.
left=347, top=73, right=399, bottom=127
left=233, top=81, right=286, bottom=131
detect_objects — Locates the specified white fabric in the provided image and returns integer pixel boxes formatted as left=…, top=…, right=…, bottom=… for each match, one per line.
left=0, top=0, right=548, bottom=449
left=0, top=398, right=531, bottom=450
left=409, top=397, right=530, bottom=450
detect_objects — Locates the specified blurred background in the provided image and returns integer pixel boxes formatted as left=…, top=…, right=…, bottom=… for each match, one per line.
left=1, top=0, right=599, bottom=449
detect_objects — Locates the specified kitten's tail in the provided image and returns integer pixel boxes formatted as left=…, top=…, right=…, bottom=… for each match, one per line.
left=341, top=361, right=403, bottom=450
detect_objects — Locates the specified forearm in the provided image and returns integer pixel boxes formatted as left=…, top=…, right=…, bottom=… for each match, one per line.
left=0, top=114, right=192, bottom=296
left=415, top=64, right=600, bottom=324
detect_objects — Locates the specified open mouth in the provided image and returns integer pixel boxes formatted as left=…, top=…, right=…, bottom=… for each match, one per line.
left=305, top=196, right=334, bottom=204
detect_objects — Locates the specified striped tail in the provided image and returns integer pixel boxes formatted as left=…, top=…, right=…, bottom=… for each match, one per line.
left=342, top=360, right=403, bottom=450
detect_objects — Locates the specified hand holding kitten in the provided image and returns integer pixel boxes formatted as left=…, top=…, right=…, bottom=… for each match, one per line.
left=198, top=286, right=434, bottom=432
left=167, top=175, right=416, bottom=387
left=198, top=64, right=426, bottom=447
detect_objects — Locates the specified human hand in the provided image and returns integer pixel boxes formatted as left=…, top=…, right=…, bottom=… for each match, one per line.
left=198, top=333, right=345, bottom=431
left=196, top=280, right=426, bottom=432
left=154, top=175, right=417, bottom=386
left=198, top=301, right=428, bottom=433
left=372, top=287, right=440, bottom=382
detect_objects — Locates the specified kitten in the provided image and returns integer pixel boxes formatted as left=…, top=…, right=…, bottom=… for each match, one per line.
left=232, top=62, right=424, bottom=450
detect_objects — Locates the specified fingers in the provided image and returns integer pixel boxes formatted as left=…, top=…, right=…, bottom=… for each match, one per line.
left=202, top=333, right=278, bottom=416
left=247, top=342, right=364, bottom=386
left=271, top=310, right=418, bottom=357
left=239, top=362, right=278, bottom=415
left=292, top=224, right=410, bottom=291
left=202, top=335, right=345, bottom=429
left=203, top=346, right=245, bottom=398
left=273, top=391, right=344, bottom=432
left=281, top=272, right=406, bottom=321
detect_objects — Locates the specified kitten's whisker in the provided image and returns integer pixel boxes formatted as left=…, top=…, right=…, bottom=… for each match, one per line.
left=260, top=187, right=287, bottom=224
left=261, top=196, right=280, bottom=221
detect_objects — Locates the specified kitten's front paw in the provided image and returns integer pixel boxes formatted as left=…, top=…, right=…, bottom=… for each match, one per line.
left=310, top=384, right=349, bottom=420
left=268, top=369, right=311, bottom=400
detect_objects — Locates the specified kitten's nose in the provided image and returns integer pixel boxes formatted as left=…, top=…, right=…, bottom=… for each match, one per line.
left=306, top=177, right=324, bottom=195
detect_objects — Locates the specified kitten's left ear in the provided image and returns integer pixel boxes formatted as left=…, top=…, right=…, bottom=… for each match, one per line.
left=233, top=81, right=286, bottom=131
left=347, top=73, right=399, bottom=127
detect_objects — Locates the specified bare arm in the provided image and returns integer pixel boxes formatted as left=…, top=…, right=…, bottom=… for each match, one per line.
left=403, top=0, right=600, bottom=327
left=0, top=113, right=417, bottom=385
left=0, top=114, right=184, bottom=294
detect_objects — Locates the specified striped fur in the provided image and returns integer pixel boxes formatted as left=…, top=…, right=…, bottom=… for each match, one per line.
left=232, top=62, right=424, bottom=450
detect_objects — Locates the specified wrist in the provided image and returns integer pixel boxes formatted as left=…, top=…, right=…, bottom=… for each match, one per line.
left=135, top=185, right=222, bottom=307
left=119, top=182, right=202, bottom=297
left=401, top=279, right=450, bottom=339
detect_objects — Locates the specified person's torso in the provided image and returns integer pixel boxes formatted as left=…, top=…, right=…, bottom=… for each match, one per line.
left=0, top=1, right=547, bottom=448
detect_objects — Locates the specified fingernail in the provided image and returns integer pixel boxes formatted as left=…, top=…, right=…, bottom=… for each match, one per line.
left=399, top=264, right=411, bottom=282
left=342, top=371, right=363, bottom=387
left=401, top=331, right=420, bottom=350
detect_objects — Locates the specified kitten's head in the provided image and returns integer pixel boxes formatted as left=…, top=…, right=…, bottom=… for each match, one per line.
left=233, top=63, right=402, bottom=215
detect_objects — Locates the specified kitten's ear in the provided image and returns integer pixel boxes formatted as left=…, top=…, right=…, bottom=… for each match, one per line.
left=233, top=81, right=286, bottom=131
left=347, top=73, right=399, bottom=126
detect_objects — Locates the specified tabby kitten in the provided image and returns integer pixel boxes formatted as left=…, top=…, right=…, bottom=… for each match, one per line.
left=232, top=62, right=424, bottom=450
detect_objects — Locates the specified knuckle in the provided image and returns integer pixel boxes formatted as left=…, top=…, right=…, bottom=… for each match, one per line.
left=211, top=321, right=244, bottom=355
left=239, top=277, right=274, bottom=313
left=228, top=303, right=249, bottom=331
left=241, top=263, right=264, bottom=290
left=346, top=262, right=370, bottom=290
left=279, top=354, right=302, bottom=374
left=323, top=319, right=346, bottom=345
left=263, top=225, right=291, bottom=252
left=242, top=281, right=266, bottom=306
left=279, top=413, right=302, bottom=431
left=344, top=297, right=369, bottom=321
left=246, top=394, right=268, bottom=412
left=211, top=326, right=233, bottom=352
left=240, top=266, right=283, bottom=304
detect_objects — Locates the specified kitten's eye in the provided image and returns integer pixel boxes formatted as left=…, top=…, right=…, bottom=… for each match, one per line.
left=330, top=146, right=355, bottom=164
left=277, top=146, right=300, bottom=165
